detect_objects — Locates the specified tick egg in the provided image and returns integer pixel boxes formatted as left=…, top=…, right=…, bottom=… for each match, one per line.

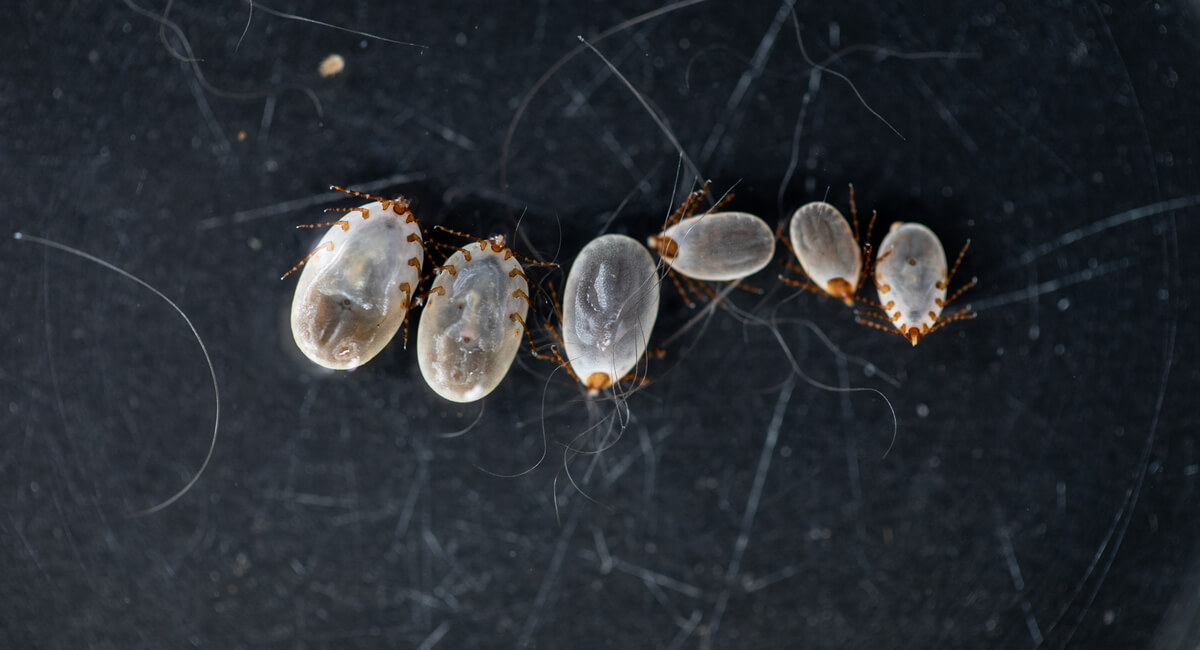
left=787, top=201, right=864, bottom=305
left=562, top=234, right=661, bottom=395
left=648, top=211, right=775, bottom=281
left=417, top=237, right=530, bottom=403
left=289, top=195, right=423, bottom=370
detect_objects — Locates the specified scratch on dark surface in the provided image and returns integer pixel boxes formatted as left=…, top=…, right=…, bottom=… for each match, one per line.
left=997, top=522, right=1044, bottom=645
left=578, top=35, right=701, bottom=184
left=743, top=564, right=797, bottom=592
left=777, top=68, right=821, bottom=221
left=911, top=72, right=978, bottom=153
left=704, top=375, right=796, bottom=648
left=969, top=257, right=1133, bottom=312
left=415, top=621, right=450, bottom=650
left=178, top=53, right=232, bottom=155
left=665, top=610, right=703, bottom=650
left=259, top=80, right=278, bottom=145
left=836, top=352, right=873, bottom=578
left=600, top=128, right=647, bottom=187
left=50, top=485, right=98, bottom=592
left=7, top=514, right=50, bottom=584
left=1045, top=5, right=1179, bottom=647
left=197, top=172, right=428, bottom=229
left=415, top=115, right=478, bottom=151
left=699, top=0, right=796, bottom=168
left=1013, top=194, right=1200, bottom=267
left=393, top=450, right=430, bottom=541
left=573, top=548, right=705, bottom=599
left=563, top=34, right=645, bottom=117
left=499, top=0, right=709, bottom=194
left=532, top=0, right=548, bottom=43
left=517, top=511, right=578, bottom=648
left=39, top=250, right=80, bottom=470
left=636, top=424, right=660, bottom=533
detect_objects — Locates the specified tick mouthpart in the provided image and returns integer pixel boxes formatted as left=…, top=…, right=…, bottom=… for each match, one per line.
left=646, top=234, right=678, bottom=261
left=905, top=327, right=923, bottom=346
left=585, top=372, right=612, bottom=396
left=825, top=277, right=855, bottom=306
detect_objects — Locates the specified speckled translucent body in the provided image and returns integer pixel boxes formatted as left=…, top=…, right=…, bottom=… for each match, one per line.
left=874, top=222, right=948, bottom=345
left=290, top=201, right=422, bottom=370
left=417, top=241, right=528, bottom=403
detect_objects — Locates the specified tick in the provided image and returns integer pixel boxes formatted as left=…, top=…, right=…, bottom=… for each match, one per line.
left=284, top=186, right=424, bottom=370
left=647, top=181, right=775, bottom=283
left=417, top=230, right=547, bottom=403
left=858, top=222, right=976, bottom=345
left=781, top=186, right=875, bottom=306
left=560, top=233, right=661, bottom=396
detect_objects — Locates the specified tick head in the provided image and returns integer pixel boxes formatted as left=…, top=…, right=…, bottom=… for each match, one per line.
left=646, top=234, right=678, bottom=261
left=585, top=372, right=613, bottom=396
left=825, top=277, right=855, bottom=306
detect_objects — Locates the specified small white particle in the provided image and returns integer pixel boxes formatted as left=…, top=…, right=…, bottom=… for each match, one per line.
left=318, top=54, right=345, bottom=78
left=1184, top=464, right=1199, bottom=476
left=1057, top=298, right=1070, bottom=311
left=916, top=403, right=930, bottom=418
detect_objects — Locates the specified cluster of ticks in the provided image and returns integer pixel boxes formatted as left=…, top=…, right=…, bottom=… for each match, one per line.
left=284, top=181, right=976, bottom=404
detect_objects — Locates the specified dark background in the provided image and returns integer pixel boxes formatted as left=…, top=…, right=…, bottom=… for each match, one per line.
left=3, top=1, right=1198, bottom=648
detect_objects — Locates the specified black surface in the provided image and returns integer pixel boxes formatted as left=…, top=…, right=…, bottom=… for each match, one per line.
left=4, top=1, right=1199, bottom=648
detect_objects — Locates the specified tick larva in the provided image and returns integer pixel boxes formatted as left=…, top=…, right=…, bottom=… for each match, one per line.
left=647, top=182, right=775, bottom=282
left=286, top=186, right=424, bottom=370
left=782, top=187, right=874, bottom=306
left=863, top=222, right=976, bottom=345
left=562, top=234, right=661, bottom=395
left=417, top=234, right=535, bottom=403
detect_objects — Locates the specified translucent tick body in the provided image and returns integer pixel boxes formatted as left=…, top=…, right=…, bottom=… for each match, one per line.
left=781, top=187, right=874, bottom=306
left=788, top=202, right=864, bottom=305
left=648, top=183, right=774, bottom=282
left=562, top=234, right=660, bottom=395
left=288, top=189, right=423, bottom=370
left=417, top=236, right=531, bottom=403
left=867, top=222, right=975, bottom=345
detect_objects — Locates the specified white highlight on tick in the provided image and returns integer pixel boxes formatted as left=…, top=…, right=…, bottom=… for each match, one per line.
left=417, top=234, right=534, bottom=403
left=562, top=234, right=661, bottom=395
left=862, top=222, right=976, bottom=345
left=648, top=181, right=775, bottom=282
left=285, top=186, right=423, bottom=370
